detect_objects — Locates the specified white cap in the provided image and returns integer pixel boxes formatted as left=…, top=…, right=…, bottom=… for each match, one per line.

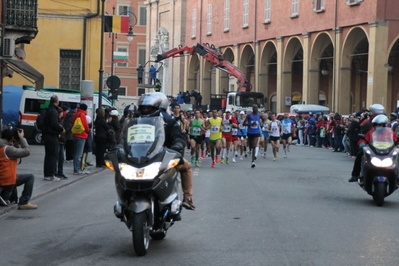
left=240, top=111, right=245, bottom=115
left=110, top=110, right=119, bottom=116
left=225, top=109, right=231, bottom=113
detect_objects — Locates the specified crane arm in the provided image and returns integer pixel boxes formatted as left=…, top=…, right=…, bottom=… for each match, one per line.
left=155, top=43, right=252, bottom=92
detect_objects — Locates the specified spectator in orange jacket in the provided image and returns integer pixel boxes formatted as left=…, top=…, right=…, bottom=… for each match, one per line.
left=72, top=104, right=90, bottom=175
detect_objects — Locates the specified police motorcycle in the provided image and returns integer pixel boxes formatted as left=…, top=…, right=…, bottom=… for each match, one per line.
left=359, top=117, right=399, bottom=206
left=105, top=114, right=184, bottom=256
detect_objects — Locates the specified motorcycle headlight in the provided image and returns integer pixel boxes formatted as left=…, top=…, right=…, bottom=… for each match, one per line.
left=371, top=157, right=393, bottom=168
left=119, top=162, right=162, bottom=180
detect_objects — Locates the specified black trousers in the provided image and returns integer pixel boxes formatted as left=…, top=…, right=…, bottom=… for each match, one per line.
left=43, top=134, right=59, bottom=177
left=95, top=138, right=107, bottom=166
left=65, top=139, right=74, bottom=161
left=351, top=149, right=363, bottom=177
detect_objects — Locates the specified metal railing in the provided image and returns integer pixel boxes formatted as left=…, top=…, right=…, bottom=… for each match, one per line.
left=5, top=0, right=38, bottom=28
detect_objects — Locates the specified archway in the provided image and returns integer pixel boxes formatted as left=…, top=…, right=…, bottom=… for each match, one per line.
left=309, top=32, right=333, bottom=107
left=259, top=41, right=277, bottom=111
left=222, top=48, right=235, bottom=92
left=202, top=60, right=213, bottom=108
left=341, top=27, right=369, bottom=114
left=187, top=54, right=200, bottom=104
left=240, top=45, right=255, bottom=91
left=281, top=37, right=303, bottom=112
left=388, top=37, right=399, bottom=112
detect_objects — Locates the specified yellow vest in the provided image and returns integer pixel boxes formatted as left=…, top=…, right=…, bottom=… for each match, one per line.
left=209, top=117, right=222, bottom=141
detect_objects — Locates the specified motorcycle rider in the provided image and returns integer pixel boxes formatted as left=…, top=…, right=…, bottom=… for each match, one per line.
left=348, top=105, right=398, bottom=182
left=121, top=92, right=195, bottom=210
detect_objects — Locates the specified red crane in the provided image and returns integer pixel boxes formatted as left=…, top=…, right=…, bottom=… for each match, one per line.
left=155, top=43, right=252, bottom=92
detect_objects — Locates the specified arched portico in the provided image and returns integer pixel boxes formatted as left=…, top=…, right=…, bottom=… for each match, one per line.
left=239, top=44, right=255, bottom=92
left=222, top=48, right=235, bottom=92
left=187, top=54, right=200, bottom=99
left=387, top=37, right=399, bottom=112
left=259, top=41, right=277, bottom=111
left=341, top=27, right=369, bottom=114
left=280, top=37, right=303, bottom=112
left=309, top=32, right=333, bottom=107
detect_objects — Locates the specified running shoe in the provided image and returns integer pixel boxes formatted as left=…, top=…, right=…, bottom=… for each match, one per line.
left=220, top=158, right=224, bottom=164
left=182, top=198, right=196, bottom=210
left=195, top=161, right=200, bottom=167
left=232, top=157, right=236, bottom=163
left=191, top=155, right=195, bottom=163
left=215, top=156, right=220, bottom=163
left=273, top=157, right=277, bottom=161
left=201, top=152, right=205, bottom=159
left=240, top=156, right=243, bottom=160
left=211, top=162, right=216, bottom=168
left=251, top=162, right=256, bottom=168
left=226, top=158, right=230, bottom=164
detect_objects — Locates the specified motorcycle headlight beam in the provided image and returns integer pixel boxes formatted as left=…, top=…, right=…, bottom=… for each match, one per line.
left=119, top=162, right=161, bottom=180
left=370, top=157, right=393, bottom=168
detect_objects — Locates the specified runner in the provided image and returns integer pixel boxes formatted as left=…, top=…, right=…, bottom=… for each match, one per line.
left=281, top=113, right=296, bottom=158
left=237, top=111, right=248, bottom=160
left=243, top=104, right=263, bottom=168
left=268, top=113, right=283, bottom=161
left=206, top=109, right=223, bottom=168
left=189, top=109, right=206, bottom=167
left=220, top=109, right=238, bottom=164
left=231, top=111, right=241, bottom=162
left=261, top=113, right=271, bottom=158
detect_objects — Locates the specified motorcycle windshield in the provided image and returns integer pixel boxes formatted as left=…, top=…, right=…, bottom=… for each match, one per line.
left=370, top=127, right=394, bottom=153
left=125, top=116, right=165, bottom=162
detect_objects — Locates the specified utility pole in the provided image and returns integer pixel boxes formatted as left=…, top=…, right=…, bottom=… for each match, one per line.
left=98, top=0, right=106, bottom=109
left=0, top=1, right=5, bottom=126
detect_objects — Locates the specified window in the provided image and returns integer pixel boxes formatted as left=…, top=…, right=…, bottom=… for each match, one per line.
left=119, top=5, right=134, bottom=24
left=139, top=6, right=147, bottom=26
left=138, top=88, right=145, bottom=96
left=224, top=0, right=230, bottom=32
left=207, top=4, right=212, bottom=35
left=313, top=0, right=325, bottom=12
left=346, top=0, right=363, bottom=6
left=138, top=48, right=146, bottom=66
left=118, top=87, right=126, bottom=96
left=243, top=0, right=249, bottom=28
left=264, top=0, right=271, bottom=23
left=291, top=0, right=299, bottom=17
left=192, top=8, right=196, bottom=38
left=59, top=50, right=81, bottom=90
left=115, top=46, right=128, bottom=67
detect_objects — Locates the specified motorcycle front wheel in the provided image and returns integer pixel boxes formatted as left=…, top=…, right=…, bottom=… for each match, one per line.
left=132, top=212, right=150, bottom=256
left=374, top=182, right=386, bottom=207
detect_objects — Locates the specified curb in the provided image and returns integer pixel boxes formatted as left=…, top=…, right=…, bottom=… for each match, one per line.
left=0, top=168, right=105, bottom=216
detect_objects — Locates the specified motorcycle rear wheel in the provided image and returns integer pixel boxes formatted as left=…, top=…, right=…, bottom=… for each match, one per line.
left=132, top=212, right=150, bottom=256
left=374, top=183, right=386, bottom=207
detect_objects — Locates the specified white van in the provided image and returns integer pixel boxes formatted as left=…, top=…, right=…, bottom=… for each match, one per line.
left=19, top=86, right=113, bottom=144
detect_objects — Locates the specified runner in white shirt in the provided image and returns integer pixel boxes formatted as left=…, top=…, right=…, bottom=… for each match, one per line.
left=268, top=113, right=283, bottom=161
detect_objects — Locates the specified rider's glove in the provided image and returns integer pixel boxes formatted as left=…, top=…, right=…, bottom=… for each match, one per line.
left=359, top=143, right=366, bottom=149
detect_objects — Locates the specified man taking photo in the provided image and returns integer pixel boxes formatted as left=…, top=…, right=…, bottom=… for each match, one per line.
left=0, top=128, right=37, bottom=210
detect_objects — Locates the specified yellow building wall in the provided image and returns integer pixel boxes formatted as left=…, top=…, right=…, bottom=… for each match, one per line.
left=4, top=0, right=102, bottom=91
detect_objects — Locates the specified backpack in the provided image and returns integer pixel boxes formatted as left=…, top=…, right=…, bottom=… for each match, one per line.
left=71, top=116, right=85, bottom=134
left=35, top=109, right=47, bottom=131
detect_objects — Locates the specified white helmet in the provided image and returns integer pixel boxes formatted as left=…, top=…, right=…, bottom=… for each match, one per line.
left=369, top=104, right=385, bottom=116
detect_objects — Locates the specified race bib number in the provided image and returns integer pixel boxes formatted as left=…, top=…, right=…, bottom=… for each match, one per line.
left=262, top=122, right=268, bottom=131
left=192, top=127, right=201, bottom=136
left=272, top=125, right=278, bottom=132
left=250, top=121, right=259, bottom=129
left=211, top=126, right=220, bottom=133
left=128, top=124, right=155, bottom=143
left=232, top=128, right=238, bottom=135
left=223, top=124, right=232, bottom=132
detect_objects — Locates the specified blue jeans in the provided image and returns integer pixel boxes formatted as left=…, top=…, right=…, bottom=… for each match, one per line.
left=1, top=174, right=35, bottom=205
left=73, top=137, right=86, bottom=173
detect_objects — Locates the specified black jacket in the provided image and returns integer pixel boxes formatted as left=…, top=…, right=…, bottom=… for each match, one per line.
left=42, top=104, right=64, bottom=136
left=94, top=118, right=110, bottom=141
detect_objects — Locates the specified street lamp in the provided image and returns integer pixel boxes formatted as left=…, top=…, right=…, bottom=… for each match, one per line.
left=126, top=26, right=134, bottom=42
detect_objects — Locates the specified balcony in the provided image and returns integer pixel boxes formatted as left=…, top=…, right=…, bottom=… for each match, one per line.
left=4, top=0, right=39, bottom=44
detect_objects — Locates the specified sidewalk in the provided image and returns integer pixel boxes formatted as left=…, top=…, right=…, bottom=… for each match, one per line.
left=0, top=145, right=105, bottom=215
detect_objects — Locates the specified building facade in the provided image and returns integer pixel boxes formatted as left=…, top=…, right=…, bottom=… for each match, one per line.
left=3, top=0, right=102, bottom=94
left=184, top=0, right=399, bottom=114
left=104, top=0, right=147, bottom=97
left=145, top=0, right=187, bottom=97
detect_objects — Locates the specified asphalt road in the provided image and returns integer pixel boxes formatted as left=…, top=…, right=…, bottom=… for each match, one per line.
left=1, top=145, right=399, bottom=266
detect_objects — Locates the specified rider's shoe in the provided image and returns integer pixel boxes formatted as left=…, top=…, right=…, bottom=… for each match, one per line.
left=348, top=175, right=358, bottom=182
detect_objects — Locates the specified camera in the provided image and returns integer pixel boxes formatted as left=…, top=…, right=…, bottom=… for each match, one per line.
left=13, top=128, right=23, bottom=140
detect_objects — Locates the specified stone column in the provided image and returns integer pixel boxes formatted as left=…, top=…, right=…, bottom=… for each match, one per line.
left=232, top=44, right=239, bottom=91
left=302, top=32, right=313, bottom=104
left=254, top=41, right=260, bottom=92
left=367, top=20, right=389, bottom=107
left=334, top=28, right=344, bottom=113
left=276, top=37, right=285, bottom=112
